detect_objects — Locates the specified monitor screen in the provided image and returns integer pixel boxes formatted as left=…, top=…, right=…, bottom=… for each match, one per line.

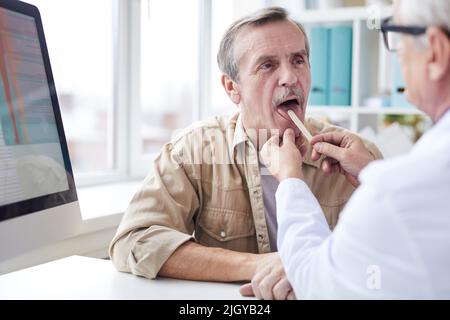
left=0, top=1, right=77, bottom=222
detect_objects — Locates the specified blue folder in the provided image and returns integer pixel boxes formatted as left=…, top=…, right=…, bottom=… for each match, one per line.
left=309, top=27, right=329, bottom=106
left=328, top=26, right=352, bottom=106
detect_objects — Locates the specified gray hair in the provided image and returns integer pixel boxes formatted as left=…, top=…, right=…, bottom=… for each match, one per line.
left=217, top=7, right=310, bottom=82
left=398, top=0, right=450, bottom=48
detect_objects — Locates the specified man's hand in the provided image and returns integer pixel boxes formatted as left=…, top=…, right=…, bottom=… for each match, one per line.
left=259, top=128, right=307, bottom=182
left=310, top=131, right=375, bottom=187
left=239, top=253, right=295, bottom=300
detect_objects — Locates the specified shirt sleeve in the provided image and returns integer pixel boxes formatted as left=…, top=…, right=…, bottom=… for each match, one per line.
left=276, top=177, right=428, bottom=299
left=109, top=142, right=199, bottom=279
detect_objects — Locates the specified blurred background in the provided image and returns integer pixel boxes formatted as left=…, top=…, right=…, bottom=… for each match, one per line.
left=25, top=0, right=431, bottom=186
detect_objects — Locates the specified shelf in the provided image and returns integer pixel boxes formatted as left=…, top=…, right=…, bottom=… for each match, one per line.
left=294, top=6, right=392, bottom=24
left=307, top=106, right=353, bottom=113
left=291, top=4, right=426, bottom=136
left=307, top=106, right=425, bottom=116
left=357, top=107, right=425, bottom=115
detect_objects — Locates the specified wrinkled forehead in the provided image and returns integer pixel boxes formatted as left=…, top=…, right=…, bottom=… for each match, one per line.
left=234, top=20, right=306, bottom=65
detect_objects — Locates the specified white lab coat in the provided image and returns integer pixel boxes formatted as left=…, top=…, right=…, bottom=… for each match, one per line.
left=276, top=110, right=450, bottom=299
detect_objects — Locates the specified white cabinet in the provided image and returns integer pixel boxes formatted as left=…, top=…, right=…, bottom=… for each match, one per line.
left=293, top=5, right=429, bottom=139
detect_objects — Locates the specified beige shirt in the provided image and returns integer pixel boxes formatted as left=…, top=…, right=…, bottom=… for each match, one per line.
left=109, top=112, right=383, bottom=279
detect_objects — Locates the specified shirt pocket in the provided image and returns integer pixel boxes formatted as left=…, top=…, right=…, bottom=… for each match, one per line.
left=195, top=207, right=256, bottom=251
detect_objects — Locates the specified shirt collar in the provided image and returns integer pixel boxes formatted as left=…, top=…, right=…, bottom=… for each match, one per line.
left=231, top=112, right=249, bottom=150
left=302, top=142, right=321, bottom=169
left=229, top=112, right=320, bottom=169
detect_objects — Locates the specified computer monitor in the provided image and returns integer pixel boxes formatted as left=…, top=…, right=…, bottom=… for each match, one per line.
left=0, top=0, right=82, bottom=263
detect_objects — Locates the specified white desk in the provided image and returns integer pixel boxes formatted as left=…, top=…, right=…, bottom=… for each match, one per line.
left=0, top=256, right=250, bottom=300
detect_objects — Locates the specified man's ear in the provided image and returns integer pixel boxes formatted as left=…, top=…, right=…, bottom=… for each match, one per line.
left=221, top=74, right=241, bottom=105
left=426, top=27, right=450, bottom=81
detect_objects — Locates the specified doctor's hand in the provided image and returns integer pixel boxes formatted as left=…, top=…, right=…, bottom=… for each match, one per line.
left=310, top=131, right=375, bottom=187
left=239, top=252, right=296, bottom=300
left=259, top=128, right=307, bottom=182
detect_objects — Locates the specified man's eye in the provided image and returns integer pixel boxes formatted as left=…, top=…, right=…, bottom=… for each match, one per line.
left=293, top=58, right=304, bottom=65
left=260, top=62, right=273, bottom=70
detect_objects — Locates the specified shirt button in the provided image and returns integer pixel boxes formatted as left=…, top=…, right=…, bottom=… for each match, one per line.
left=220, top=231, right=226, bottom=238
left=257, top=233, right=264, bottom=242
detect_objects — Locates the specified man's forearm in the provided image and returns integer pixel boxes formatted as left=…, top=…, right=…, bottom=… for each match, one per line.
left=158, top=241, right=260, bottom=282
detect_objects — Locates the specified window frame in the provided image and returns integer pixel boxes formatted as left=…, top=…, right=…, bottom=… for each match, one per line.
left=127, top=0, right=210, bottom=178
left=73, top=0, right=130, bottom=186
left=76, top=0, right=212, bottom=185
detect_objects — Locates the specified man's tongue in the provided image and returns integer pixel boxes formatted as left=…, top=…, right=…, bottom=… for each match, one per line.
left=276, top=100, right=299, bottom=119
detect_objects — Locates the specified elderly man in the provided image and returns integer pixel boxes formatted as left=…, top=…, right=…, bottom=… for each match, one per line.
left=260, top=0, right=450, bottom=299
left=109, top=7, right=382, bottom=300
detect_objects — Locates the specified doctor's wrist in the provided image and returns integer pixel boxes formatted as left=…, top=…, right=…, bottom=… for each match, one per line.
left=278, top=169, right=303, bottom=182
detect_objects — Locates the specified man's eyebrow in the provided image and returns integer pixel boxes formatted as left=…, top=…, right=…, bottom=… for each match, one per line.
left=292, top=50, right=308, bottom=58
left=252, top=50, right=308, bottom=66
left=252, top=55, right=277, bottom=67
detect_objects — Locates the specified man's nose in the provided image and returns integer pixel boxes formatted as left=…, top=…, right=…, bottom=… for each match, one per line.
left=278, top=65, right=298, bottom=87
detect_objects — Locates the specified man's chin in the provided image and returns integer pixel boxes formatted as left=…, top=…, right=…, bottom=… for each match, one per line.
left=266, top=111, right=304, bottom=136
left=270, top=123, right=301, bottom=138
left=286, top=126, right=301, bottom=138
left=279, top=114, right=302, bottom=135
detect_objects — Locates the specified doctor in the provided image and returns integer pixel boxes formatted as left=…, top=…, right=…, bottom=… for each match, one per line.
left=259, top=0, right=450, bottom=299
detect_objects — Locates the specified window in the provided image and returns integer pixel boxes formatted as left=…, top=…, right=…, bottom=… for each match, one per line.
left=26, top=0, right=115, bottom=176
left=139, top=0, right=199, bottom=156
left=22, top=0, right=296, bottom=184
left=209, top=0, right=234, bottom=117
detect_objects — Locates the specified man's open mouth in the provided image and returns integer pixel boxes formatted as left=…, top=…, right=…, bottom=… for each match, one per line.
left=275, top=96, right=301, bottom=121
